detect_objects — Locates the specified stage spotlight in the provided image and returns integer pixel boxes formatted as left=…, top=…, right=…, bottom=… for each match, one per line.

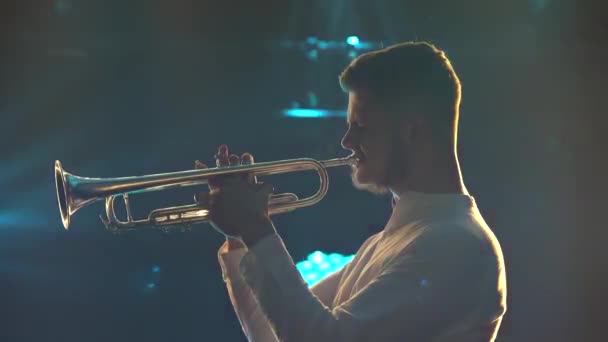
left=346, top=36, right=360, bottom=46
left=296, top=251, right=355, bottom=287
left=306, top=49, right=319, bottom=61
left=282, top=108, right=346, bottom=118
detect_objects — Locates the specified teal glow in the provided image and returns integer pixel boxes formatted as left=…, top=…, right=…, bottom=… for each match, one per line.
left=0, top=212, right=19, bottom=225
left=282, top=108, right=347, bottom=118
left=0, top=208, right=45, bottom=227
left=296, top=251, right=355, bottom=287
left=346, top=36, right=360, bottom=46
left=306, top=49, right=319, bottom=61
left=53, top=0, right=72, bottom=15
left=530, top=0, right=551, bottom=12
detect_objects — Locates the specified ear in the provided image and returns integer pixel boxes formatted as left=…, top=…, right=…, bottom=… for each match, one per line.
left=401, top=116, right=427, bottom=145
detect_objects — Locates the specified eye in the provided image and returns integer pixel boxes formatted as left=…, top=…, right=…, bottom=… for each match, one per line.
left=346, top=119, right=365, bottom=133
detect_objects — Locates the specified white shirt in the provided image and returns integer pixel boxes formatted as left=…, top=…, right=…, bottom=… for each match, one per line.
left=218, top=191, right=507, bottom=342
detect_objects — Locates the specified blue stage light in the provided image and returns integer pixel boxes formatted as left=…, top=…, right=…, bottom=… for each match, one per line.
left=346, top=36, right=360, bottom=46
left=0, top=209, right=44, bottom=227
left=0, top=213, right=17, bottom=225
left=282, top=108, right=347, bottom=118
left=296, top=251, right=355, bottom=287
left=307, top=49, right=319, bottom=61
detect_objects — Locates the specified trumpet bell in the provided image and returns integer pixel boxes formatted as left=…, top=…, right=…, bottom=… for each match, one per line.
left=55, top=160, right=72, bottom=229
left=55, top=160, right=101, bottom=229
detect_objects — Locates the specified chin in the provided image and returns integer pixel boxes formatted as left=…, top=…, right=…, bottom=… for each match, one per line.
left=350, top=164, right=390, bottom=195
left=351, top=162, right=371, bottom=182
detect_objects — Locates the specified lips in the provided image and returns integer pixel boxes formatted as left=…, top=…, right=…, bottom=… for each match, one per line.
left=354, top=152, right=365, bottom=164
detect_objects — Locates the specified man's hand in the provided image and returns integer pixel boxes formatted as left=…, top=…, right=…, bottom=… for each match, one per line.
left=194, top=144, right=276, bottom=247
left=226, top=238, right=246, bottom=250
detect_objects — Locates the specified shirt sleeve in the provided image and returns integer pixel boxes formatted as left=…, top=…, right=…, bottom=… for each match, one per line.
left=239, top=229, right=488, bottom=342
left=218, top=240, right=280, bottom=342
left=309, top=266, right=345, bottom=308
left=219, top=240, right=348, bottom=341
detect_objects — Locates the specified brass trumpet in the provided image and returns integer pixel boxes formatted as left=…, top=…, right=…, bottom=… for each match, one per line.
left=54, top=155, right=357, bottom=232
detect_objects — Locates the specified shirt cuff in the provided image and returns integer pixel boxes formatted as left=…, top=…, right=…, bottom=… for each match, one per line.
left=239, top=233, right=308, bottom=292
left=217, top=240, right=249, bottom=283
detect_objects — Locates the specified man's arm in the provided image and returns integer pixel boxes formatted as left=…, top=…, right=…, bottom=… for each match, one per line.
left=239, top=227, right=488, bottom=342
left=309, top=267, right=344, bottom=308
left=219, top=239, right=348, bottom=341
left=218, top=239, right=280, bottom=342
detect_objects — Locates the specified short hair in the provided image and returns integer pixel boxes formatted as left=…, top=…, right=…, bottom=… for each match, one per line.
left=339, top=41, right=462, bottom=141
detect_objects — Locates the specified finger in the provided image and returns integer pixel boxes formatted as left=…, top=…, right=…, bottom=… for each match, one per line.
left=228, top=154, right=240, bottom=166
left=196, top=158, right=221, bottom=187
left=195, top=160, right=219, bottom=188
left=216, top=144, right=229, bottom=167
left=218, top=144, right=228, bottom=156
left=241, top=152, right=254, bottom=164
left=194, top=160, right=208, bottom=169
left=241, top=152, right=257, bottom=184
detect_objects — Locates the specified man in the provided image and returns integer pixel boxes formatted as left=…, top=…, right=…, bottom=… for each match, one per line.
left=195, top=41, right=507, bottom=341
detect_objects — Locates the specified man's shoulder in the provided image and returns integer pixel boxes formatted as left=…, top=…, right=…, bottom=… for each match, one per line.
left=413, top=216, right=505, bottom=271
left=422, top=215, right=497, bottom=248
left=360, top=231, right=385, bottom=249
left=385, top=217, right=483, bottom=250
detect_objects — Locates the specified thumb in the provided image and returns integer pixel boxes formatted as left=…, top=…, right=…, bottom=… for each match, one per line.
left=195, top=160, right=208, bottom=169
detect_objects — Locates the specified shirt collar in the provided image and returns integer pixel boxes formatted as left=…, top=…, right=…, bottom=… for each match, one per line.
left=384, top=191, right=476, bottom=234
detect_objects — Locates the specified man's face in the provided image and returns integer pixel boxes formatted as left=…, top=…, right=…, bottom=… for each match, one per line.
left=341, top=90, right=409, bottom=193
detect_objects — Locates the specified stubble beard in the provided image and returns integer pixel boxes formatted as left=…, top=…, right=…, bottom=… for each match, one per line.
left=350, top=133, right=409, bottom=196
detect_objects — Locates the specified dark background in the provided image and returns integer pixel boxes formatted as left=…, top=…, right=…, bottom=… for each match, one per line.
left=0, top=0, right=606, bottom=341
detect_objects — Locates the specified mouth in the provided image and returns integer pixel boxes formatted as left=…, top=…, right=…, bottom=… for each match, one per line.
left=353, top=153, right=365, bottom=165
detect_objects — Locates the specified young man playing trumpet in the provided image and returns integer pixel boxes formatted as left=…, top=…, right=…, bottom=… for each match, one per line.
left=195, top=41, right=507, bottom=341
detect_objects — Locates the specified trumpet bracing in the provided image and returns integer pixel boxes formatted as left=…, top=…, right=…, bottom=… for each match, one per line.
left=55, top=155, right=357, bottom=232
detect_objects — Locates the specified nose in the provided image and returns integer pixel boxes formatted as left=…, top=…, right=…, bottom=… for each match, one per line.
left=341, top=127, right=356, bottom=151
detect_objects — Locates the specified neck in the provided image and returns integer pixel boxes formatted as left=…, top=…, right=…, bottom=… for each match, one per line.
left=390, top=144, right=467, bottom=199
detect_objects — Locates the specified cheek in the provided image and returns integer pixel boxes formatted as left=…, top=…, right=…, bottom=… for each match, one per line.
left=355, top=157, right=379, bottom=179
left=359, top=135, right=375, bottom=155
left=353, top=166, right=371, bottom=183
left=362, top=136, right=390, bottom=160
